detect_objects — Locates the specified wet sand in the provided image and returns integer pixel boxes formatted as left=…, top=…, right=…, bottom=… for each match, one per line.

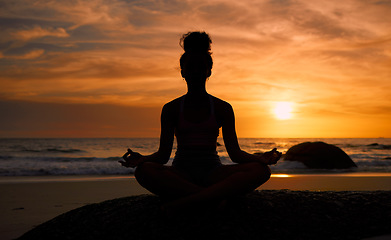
left=1, top=174, right=390, bottom=240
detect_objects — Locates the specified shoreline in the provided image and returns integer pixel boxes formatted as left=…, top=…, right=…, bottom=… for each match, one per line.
left=1, top=171, right=391, bottom=181
left=1, top=174, right=391, bottom=240
left=1, top=172, right=390, bottom=191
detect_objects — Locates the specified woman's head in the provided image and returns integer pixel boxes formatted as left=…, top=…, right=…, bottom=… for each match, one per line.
left=179, top=32, right=213, bottom=82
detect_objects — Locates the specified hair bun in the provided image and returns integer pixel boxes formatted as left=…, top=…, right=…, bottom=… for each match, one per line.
left=180, top=31, right=212, bottom=54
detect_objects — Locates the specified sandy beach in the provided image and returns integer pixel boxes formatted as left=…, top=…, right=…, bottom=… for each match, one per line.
left=1, top=174, right=391, bottom=240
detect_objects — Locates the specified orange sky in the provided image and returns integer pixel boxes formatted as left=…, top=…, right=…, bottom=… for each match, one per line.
left=0, top=0, right=390, bottom=138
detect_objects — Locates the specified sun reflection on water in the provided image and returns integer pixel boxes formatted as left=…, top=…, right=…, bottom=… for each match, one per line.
left=271, top=174, right=291, bottom=178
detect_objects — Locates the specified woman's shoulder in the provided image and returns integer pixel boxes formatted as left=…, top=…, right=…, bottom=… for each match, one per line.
left=210, top=95, right=233, bottom=111
left=162, top=95, right=184, bottom=111
left=210, top=95, right=234, bottom=126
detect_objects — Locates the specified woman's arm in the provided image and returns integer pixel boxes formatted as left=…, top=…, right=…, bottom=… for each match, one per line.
left=220, top=102, right=281, bottom=165
left=120, top=102, right=175, bottom=168
left=144, top=103, right=175, bottom=164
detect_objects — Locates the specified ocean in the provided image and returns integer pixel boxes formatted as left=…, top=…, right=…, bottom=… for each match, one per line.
left=0, top=138, right=390, bottom=176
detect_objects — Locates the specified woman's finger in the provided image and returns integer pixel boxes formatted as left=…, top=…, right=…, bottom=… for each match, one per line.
left=122, top=148, right=134, bottom=159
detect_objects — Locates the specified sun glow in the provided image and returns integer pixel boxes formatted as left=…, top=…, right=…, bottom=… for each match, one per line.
left=271, top=174, right=291, bottom=178
left=273, top=101, right=294, bottom=120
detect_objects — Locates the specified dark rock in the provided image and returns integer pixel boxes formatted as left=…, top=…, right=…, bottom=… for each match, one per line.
left=17, top=191, right=391, bottom=240
left=284, top=141, right=357, bottom=169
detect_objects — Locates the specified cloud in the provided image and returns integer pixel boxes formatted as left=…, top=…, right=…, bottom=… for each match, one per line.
left=0, top=49, right=45, bottom=59
left=0, top=0, right=390, bottom=137
left=11, top=25, right=69, bottom=41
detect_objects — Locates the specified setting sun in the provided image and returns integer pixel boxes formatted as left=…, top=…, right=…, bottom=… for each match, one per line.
left=273, top=102, right=294, bottom=120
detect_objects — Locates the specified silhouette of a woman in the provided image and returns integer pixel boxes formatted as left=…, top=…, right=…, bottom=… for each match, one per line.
left=120, top=31, right=281, bottom=212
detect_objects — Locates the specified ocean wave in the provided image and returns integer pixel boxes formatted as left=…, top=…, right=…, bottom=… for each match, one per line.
left=1, top=158, right=390, bottom=176
left=333, top=143, right=391, bottom=150
left=269, top=160, right=359, bottom=174
left=355, top=159, right=391, bottom=167
left=366, top=143, right=391, bottom=150
left=335, top=144, right=361, bottom=148
left=0, top=166, right=134, bottom=176
left=9, top=145, right=85, bottom=153
left=271, top=160, right=307, bottom=170
left=0, top=156, right=121, bottom=163
left=46, top=148, right=85, bottom=153
left=254, top=142, right=275, bottom=145
left=1, top=138, right=390, bottom=176
left=0, top=157, right=133, bottom=176
left=270, top=158, right=391, bottom=173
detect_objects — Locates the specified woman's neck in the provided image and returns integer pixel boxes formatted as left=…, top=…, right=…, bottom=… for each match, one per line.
left=186, top=89, right=208, bottom=97
left=186, top=83, right=208, bottom=97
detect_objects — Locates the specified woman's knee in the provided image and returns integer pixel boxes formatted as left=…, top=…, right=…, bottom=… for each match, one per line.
left=247, top=162, right=271, bottom=185
left=134, top=162, right=161, bottom=185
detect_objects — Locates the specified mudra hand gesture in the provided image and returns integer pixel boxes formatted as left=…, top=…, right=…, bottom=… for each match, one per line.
left=118, top=149, right=143, bottom=168
left=261, top=148, right=282, bottom=165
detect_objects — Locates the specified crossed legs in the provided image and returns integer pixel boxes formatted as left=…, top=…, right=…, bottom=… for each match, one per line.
left=134, top=161, right=271, bottom=211
left=134, top=162, right=203, bottom=200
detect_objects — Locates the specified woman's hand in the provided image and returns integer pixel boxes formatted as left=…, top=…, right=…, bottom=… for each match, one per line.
left=118, top=148, right=144, bottom=168
left=260, top=148, right=282, bottom=165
